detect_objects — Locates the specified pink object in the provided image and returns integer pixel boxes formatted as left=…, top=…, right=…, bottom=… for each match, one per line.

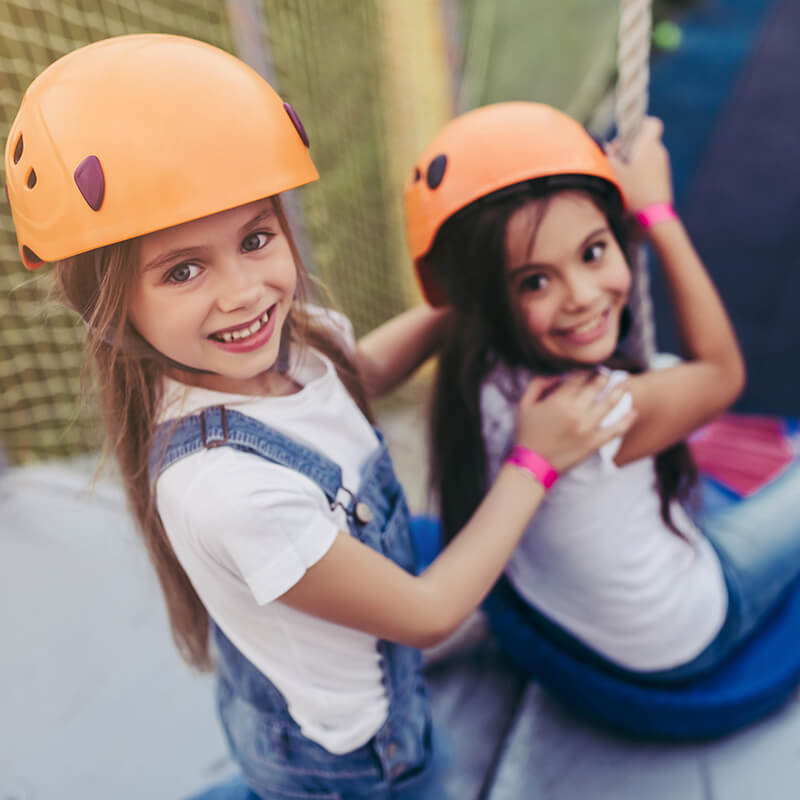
left=506, top=445, right=559, bottom=490
left=689, top=414, right=795, bottom=497
left=634, top=202, right=678, bottom=228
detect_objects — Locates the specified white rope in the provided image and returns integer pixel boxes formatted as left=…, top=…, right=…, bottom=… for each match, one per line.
left=616, top=0, right=656, bottom=367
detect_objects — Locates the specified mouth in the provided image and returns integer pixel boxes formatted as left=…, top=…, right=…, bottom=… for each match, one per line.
left=209, top=305, right=275, bottom=343
left=556, top=306, right=612, bottom=344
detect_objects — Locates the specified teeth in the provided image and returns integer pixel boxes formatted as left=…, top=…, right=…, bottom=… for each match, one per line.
left=215, top=308, right=271, bottom=343
left=573, top=317, right=599, bottom=335
left=569, top=311, right=605, bottom=336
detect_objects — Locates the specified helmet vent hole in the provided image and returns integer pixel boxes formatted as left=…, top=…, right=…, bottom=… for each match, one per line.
left=13, top=135, right=23, bottom=164
left=26, top=169, right=37, bottom=189
left=413, top=167, right=421, bottom=182
left=22, top=246, right=43, bottom=266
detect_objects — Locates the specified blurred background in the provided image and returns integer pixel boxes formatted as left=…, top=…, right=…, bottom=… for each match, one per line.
left=0, top=0, right=702, bottom=469
left=2, top=0, right=795, bottom=473
left=2, top=1, right=797, bottom=798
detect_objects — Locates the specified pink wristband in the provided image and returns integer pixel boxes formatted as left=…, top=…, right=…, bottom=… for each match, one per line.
left=506, top=446, right=559, bottom=490
left=634, top=202, right=678, bottom=228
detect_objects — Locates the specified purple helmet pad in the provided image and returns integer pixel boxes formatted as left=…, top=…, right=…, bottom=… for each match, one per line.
left=74, top=155, right=105, bottom=211
left=283, top=102, right=310, bottom=148
left=426, top=154, right=447, bottom=189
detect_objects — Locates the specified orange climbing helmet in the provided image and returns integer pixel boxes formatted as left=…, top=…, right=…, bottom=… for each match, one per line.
left=404, top=102, right=624, bottom=306
left=4, top=33, right=318, bottom=269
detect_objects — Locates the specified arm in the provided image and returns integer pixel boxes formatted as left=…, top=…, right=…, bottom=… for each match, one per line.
left=281, top=373, right=636, bottom=648
left=355, top=305, right=451, bottom=398
left=608, top=119, right=746, bottom=466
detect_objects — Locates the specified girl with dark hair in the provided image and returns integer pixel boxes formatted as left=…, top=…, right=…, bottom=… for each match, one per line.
left=5, top=38, right=634, bottom=798
left=406, top=103, right=800, bottom=685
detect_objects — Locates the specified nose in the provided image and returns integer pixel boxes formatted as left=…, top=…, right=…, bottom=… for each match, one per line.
left=215, top=255, right=263, bottom=313
left=562, top=269, right=600, bottom=311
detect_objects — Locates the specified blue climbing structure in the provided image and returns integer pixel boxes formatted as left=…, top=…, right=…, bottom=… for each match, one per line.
left=650, top=0, right=799, bottom=416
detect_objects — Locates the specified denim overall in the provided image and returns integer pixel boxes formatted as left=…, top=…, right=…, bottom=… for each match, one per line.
left=152, top=406, right=432, bottom=799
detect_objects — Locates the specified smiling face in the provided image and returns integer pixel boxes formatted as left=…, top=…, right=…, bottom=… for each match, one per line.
left=504, top=190, right=631, bottom=368
left=128, top=198, right=297, bottom=394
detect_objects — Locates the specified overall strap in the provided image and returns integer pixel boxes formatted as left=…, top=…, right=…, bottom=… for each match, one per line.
left=150, top=406, right=344, bottom=507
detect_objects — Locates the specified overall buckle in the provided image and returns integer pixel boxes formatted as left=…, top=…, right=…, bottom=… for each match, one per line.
left=201, top=406, right=229, bottom=448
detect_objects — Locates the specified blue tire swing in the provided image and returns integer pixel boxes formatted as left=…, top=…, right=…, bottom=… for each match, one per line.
left=484, top=568, right=800, bottom=740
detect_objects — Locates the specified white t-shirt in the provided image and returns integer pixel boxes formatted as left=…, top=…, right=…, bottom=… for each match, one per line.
left=154, top=319, right=389, bottom=754
left=481, top=363, right=728, bottom=671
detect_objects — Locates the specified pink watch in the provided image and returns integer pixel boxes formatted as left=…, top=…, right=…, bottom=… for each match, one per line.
left=506, top=446, right=559, bottom=490
left=634, top=202, right=678, bottom=228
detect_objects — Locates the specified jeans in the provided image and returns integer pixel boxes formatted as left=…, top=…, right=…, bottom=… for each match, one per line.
left=689, top=461, right=800, bottom=671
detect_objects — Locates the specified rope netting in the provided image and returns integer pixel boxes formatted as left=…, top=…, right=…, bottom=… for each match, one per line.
left=257, top=0, right=421, bottom=335
left=0, top=0, right=434, bottom=464
left=0, top=0, right=650, bottom=464
left=0, top=1, right=235, bottom=464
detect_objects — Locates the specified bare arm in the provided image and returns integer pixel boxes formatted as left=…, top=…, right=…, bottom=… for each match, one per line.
left=281, top=373, right=636, bottom=648
left=355, top=305, right=451, bottom=398
left=608, top=120, right=745, bottom=466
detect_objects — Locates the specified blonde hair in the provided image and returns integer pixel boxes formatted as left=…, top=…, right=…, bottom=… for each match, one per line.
left=54, top=197, right=372, bottom=669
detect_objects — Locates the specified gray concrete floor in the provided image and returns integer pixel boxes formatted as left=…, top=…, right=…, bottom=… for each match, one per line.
left=1, top=458, right=239, bottom=799
left=3, top=394, right=800, bottom=799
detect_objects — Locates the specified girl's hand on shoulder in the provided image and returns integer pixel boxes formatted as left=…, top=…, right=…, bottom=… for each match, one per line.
left=514, top=372, right=636, bottom=473
left=607, top=116, right=673, bottom=212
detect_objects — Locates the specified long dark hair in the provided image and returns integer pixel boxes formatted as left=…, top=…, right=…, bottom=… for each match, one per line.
left=427, top=178, right=697, bottom=544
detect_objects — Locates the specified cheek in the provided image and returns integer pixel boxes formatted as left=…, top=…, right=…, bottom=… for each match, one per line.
left=284, top=265, right=298, bottom=295
left=603, top=258, right=632, bottom=299
left=518, top=299, right=557, bottom=338
left=127, top=284, right=151, bottom=335
left=129, top=285, right=194, bottom=344
left=270, top=239, right=299, bottom=291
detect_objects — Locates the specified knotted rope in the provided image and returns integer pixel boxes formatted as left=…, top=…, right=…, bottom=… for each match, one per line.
left=616, top=0, right=656, bottom=367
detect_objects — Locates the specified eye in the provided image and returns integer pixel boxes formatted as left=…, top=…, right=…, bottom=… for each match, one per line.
left=583, top=241, right=606, bottom=263
left=519, top=273, right=549, bottom=293
left=165, top=263, right=201, bottom=284
left=241, top=231, right=271, bottom=252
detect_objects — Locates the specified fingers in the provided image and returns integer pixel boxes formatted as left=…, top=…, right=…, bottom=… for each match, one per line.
left=590, top=407, right=638, bottom=448
left=641, top=116, right=664, bottom=139
left=520, top=371, right=599, bottom=412
left=580, top=381, right=630, bottom=429
left=524, top=371, right=632, bottom=425
left=565, top=370, right=613, bottom=404
left=594, top=377, right=629, bottom=411
left=555, top=369, right=604, bottom=392
left=608, top=116, right=664, bottom=159
left=521, top=374, right=562, bottom=404
left=632, top=117, right=664, bottom=151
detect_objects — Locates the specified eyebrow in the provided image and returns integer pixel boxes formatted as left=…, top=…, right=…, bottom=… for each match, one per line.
left=241, top=207, right=277, bottom=232
left=141, top=206, right=278, bottom=274
left=508, top=224, right=609, bottom=280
